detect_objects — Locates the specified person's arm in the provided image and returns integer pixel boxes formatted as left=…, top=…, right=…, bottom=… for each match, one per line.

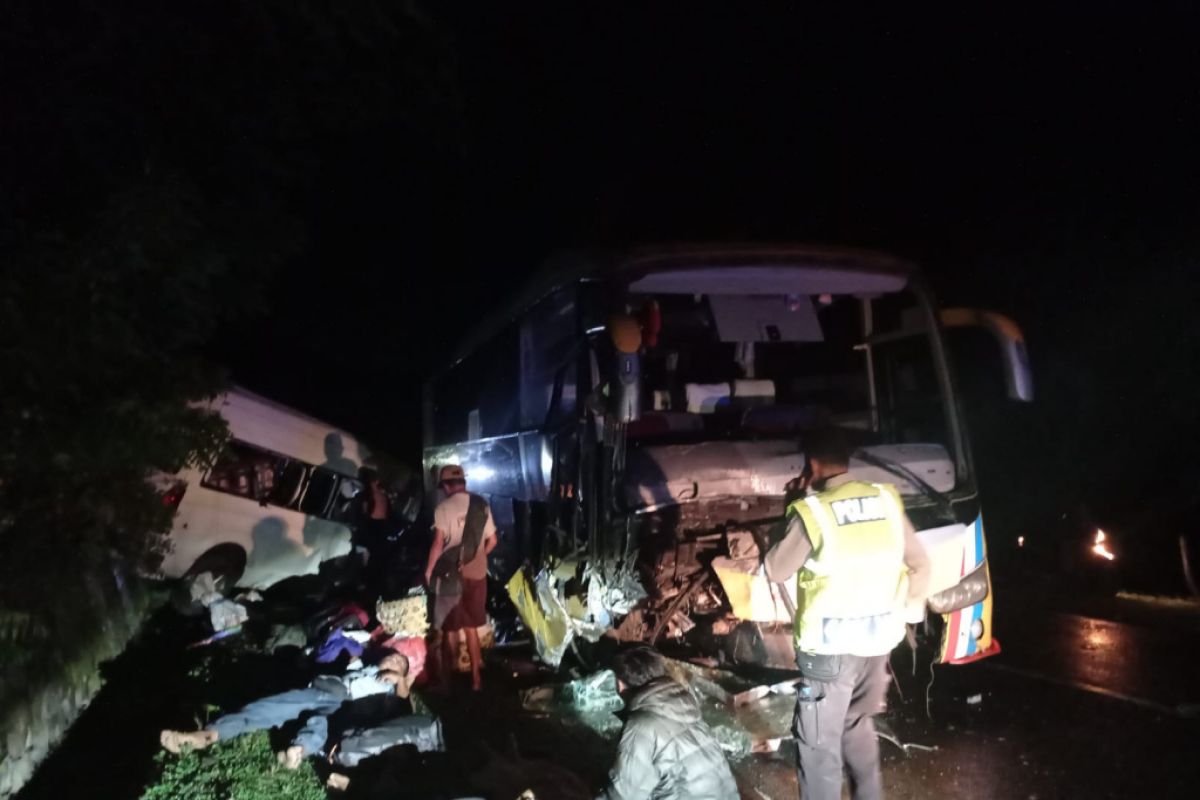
left=900, top=514, right=932, bottom=623
left=763, top=512, right=813, bottom=583
left=425, top=527, right=445, bottom=585
left=482, top=509, right=499, bottom=556
left=377, top=669, right=413, bottom=698
left=596, top=719, right=660, bottom=800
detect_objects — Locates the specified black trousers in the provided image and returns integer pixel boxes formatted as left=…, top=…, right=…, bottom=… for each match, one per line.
left=793, top=653, right=889, bottom=800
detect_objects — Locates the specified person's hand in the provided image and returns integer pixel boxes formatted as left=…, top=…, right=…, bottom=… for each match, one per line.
left=784, top=473, right=811, bottom=506
left=377, top=669, right=412, bottom=697
left=377, top=669, right=403, bottom=685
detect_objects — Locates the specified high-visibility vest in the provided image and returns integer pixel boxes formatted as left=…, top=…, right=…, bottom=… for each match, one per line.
left=787, top=480, right=909, bottom=656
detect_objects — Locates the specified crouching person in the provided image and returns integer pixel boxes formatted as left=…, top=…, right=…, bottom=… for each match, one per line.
left=597, top=645, right=738, bottom=800
left=160, top=651, right=411, bottom=768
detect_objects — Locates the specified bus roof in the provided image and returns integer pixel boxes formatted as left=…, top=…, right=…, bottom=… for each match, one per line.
left=440, top=243, right=917, bottom=375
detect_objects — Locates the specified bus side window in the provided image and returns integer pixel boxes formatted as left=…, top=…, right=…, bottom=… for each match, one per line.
left=520, top=287, right=578, bottom=430
left=300, top=467, right=339, bottom=519
left=203, top=440, right=317, bottom=511
left=203, top=441, right=269, bottom=501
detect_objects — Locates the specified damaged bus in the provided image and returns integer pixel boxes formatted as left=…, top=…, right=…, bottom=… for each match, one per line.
left=423, top=245, right=1032, bottom=668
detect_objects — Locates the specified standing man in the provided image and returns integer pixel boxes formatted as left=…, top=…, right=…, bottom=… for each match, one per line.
left=354, top=467, right=395, bottom=596
left=764, top=428, right=930, bottom=800
left=424, top=465, right=497, bottom=691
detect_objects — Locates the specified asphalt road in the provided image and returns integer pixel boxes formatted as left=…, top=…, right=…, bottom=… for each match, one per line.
left=737, top=594, right=1200, bottom=799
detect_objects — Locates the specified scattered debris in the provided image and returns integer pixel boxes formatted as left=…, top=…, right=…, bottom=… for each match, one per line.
left=967, top=694, right=983, bottom=705
left=876, top=726, right=939, bottom=755
left=266, top=623, right=307, bottom=652
left=507, top=568, right=574, bottom=667
left=520, top=669, right=625, bottom=736
left=187, top=626, right=242, bottom=649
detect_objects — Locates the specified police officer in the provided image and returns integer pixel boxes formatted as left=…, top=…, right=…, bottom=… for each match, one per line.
left=764, top=427, right=931, bottom=800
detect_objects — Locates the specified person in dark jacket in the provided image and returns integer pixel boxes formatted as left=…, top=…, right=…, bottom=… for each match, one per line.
left=597, top=645, right=738, bottom=800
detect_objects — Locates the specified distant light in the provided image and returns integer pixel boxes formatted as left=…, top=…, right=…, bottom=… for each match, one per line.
left=1017, top=536, right=1025, bottom=548
left=1092, top=528, right=1116, bottom=561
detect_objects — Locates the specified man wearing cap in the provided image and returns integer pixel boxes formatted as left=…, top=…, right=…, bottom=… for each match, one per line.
left=424, top=465, right=497, bottom=691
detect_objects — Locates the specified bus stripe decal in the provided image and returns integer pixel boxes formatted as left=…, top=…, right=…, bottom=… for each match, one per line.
left=963, top=602, right=980, bottom=657
left=945, top=604, right=963, bottom=660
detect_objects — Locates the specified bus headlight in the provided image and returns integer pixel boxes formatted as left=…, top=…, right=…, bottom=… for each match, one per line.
left=928, top=562, right=990, bottom=614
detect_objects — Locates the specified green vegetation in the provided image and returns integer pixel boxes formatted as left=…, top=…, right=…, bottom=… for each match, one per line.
left=141, top=733, right=325, bottom=800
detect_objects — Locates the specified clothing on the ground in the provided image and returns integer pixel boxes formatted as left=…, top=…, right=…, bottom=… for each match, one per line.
left=793, top=654, right=889, bottom=800
left=316, top=631, right=365, bottom=664
left=596, top=677, right=738, bottom=800
left=205, top=666, right=396, bottom=756
left=763, top=472, right=931, bottom=622
left=441, top=576, right=487, bottom=631
left=433, top=492, right=495, bottom=581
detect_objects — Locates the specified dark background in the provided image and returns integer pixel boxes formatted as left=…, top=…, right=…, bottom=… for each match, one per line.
left=5, top=2, right=1199, bottom=567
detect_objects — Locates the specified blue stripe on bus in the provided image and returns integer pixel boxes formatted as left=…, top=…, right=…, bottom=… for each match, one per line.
left=974, top=516, right=985, bottom=569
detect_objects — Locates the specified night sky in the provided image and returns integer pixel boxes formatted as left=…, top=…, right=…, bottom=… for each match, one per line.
left=8, top=3, right=1200, bottom=534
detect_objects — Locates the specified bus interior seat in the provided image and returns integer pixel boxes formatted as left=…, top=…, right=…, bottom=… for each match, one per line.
left=685, top=382, right=731, bottom=413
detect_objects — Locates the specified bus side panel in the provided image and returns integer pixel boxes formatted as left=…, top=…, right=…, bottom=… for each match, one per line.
left=162, top=478, right=352, bottom=590
left=221, top=389, right=368, bottom=477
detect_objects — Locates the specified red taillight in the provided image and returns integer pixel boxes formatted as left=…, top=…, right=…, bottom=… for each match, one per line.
left=162, top=482, right=188, bottom=509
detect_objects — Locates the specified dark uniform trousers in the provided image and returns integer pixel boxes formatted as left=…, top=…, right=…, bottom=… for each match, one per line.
left=793, top=653, right=890, bottom=800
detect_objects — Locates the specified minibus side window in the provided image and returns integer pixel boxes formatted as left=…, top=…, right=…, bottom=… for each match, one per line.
left=300, top=467, right=339, bottom=518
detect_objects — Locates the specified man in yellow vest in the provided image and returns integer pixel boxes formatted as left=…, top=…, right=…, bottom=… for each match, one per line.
left=764, top=427, right=931, bottom=800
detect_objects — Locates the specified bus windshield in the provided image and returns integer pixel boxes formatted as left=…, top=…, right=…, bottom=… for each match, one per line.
left=624, top=283, right=961, bottom=483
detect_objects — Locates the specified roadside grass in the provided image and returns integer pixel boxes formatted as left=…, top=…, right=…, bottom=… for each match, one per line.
left=141, top=731, right=324, bottom=800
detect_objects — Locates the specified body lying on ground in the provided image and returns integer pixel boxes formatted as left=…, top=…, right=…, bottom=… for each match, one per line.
left=160, top=652, right=411, bottom=768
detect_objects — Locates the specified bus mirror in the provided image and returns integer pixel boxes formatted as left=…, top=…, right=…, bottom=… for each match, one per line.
left=608, top=314, right=643, bottom=422
left=941, top=308, right=1034, bottom=402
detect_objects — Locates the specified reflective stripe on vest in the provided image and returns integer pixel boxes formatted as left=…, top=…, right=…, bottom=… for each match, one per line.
left=788, top=480, right=909, bottom=656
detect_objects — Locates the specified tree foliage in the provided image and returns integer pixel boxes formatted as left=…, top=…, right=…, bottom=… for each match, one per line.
left=0, top=177, right=238, bottom=608
left=0, top=0, right=461, bottom=628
